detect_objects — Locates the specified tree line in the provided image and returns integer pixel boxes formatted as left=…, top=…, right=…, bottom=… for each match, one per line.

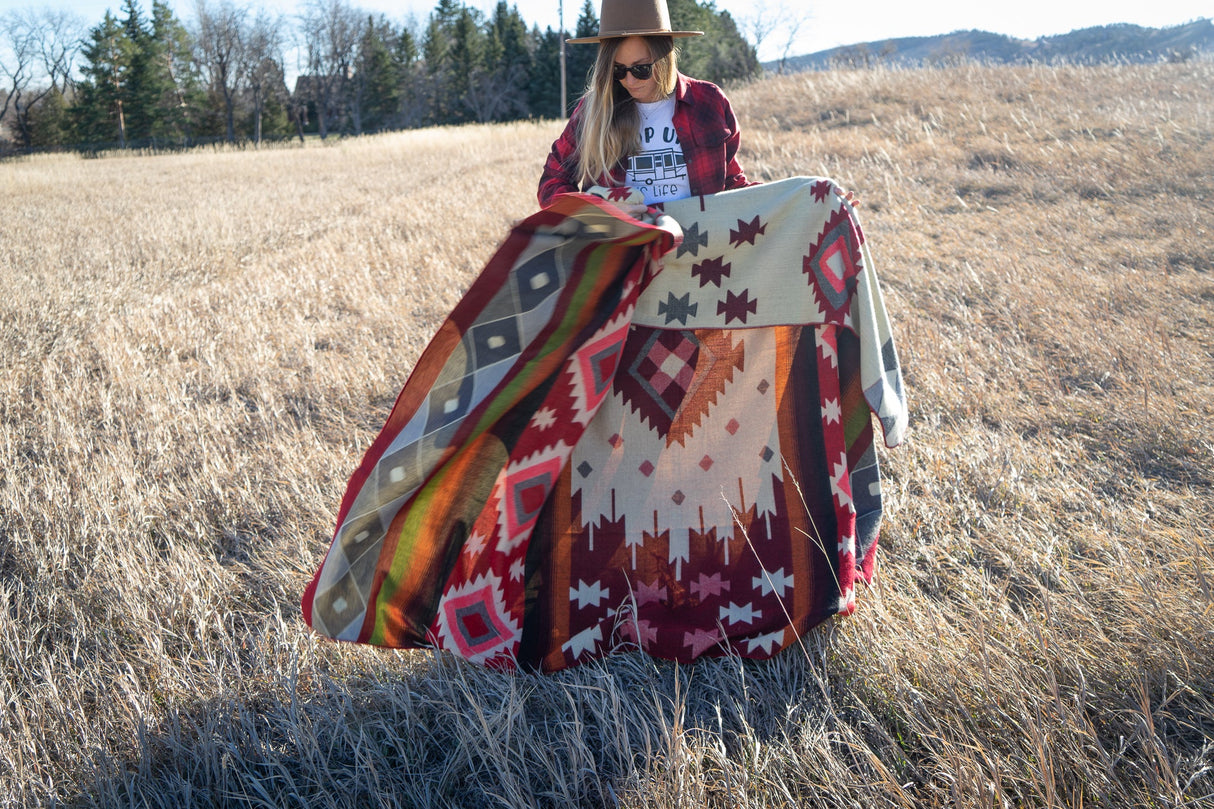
left=0, top=0, right=760, bottom=154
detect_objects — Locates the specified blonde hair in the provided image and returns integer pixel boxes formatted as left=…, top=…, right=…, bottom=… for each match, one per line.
left=575, top=37, right=678, bottom=189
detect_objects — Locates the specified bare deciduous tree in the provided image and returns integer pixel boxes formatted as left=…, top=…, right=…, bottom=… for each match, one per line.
left=462, top=62, right=526, bottom=124
left=193, top=0, right=249, bottom=143
left=299, top=0, right=362, bottom=139
left=0, top=13, right=34, bottom=134
left=36, top=9, right=82, bottom=95
left=245, top=11, right=285, bottom=145
left=743, top=1, right=813, bottom=74
left=0, top=9, right=83, bottom=149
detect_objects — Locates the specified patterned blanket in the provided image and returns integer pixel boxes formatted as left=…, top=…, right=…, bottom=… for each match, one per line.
left=302, top=177, right=907, bottom=671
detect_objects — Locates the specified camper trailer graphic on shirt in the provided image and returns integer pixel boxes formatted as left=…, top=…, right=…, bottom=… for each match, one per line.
left=627, top=148, right=689, bottom=203
left=628, top=148, right=686, bottom=183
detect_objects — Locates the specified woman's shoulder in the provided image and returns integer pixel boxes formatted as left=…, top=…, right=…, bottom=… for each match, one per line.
left=675, top=73, right=730, bottom=104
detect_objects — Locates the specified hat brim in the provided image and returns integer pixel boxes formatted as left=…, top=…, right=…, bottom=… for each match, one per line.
left=567, top=29, right=704, bottom=44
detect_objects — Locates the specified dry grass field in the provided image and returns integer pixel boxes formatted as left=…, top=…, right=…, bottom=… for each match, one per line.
left=2, top=60, right=1212, bottom=808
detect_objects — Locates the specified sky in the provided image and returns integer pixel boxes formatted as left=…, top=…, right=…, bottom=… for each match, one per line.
left=2, top=0, right=1211, bottom=62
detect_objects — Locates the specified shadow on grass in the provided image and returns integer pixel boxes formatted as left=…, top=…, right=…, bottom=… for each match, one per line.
left=72, top=638, right=892, bottom=809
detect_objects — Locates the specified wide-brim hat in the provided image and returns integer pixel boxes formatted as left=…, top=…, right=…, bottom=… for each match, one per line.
left=567, top=0, right=704, bottom=44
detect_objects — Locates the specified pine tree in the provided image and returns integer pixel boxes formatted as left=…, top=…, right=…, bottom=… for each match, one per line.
left=566, top=0, right=598, bottom=107
left=145, top=0, right=202, bottom=144
left=469, top=14, right=504, bottom=122
left=458, top=2, right=535, bottom=124
left=27, top=88, right=74, bottom=149
left=76, top=11, right=135, bottom=147
left=527, top=26, right=561, bottom=120
left=354, top=16, right=399, bottom=133
left=118, top=0, right=155, bottom=141
left=448, top=7, right=485, bottom=123
left=667, top=0, right=758, bottom=85
left=394, top=25, right=423, bottom=127
left=422, top=0, right=463, bottom=125
left=699, top=8, right=759, bottom=84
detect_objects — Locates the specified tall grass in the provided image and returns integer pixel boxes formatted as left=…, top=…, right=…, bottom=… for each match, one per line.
left=1, top=63, right=1212, bottom=807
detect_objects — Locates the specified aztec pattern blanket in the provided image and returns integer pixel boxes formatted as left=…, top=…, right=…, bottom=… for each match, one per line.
left=302, top=177, right=907, bottom=672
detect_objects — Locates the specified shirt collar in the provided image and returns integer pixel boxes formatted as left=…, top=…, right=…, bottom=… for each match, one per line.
left=672, top=72, right=691, bottom=104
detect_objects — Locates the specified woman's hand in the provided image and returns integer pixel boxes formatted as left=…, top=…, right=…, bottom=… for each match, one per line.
left=836, top=187, right=861, bottom=208
left=601, top=199, right=650, bottom=218
left=587, top=186, right=650, bottom=219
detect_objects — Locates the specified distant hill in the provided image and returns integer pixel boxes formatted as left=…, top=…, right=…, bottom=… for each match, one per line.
left=767, top=18, right=1214, bottom=72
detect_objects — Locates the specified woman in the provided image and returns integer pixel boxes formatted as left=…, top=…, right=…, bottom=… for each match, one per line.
left=304, top=0, right=898, bottom=672
left=538, top=0, right=753, bottom=213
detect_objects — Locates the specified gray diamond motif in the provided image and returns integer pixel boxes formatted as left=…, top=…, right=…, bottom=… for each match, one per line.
left=676, top=222, right=709, bottom=259
left=657, top=291, right=698, bottom=326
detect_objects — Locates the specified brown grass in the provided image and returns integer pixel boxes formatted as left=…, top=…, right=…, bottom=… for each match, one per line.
left=2, top=62, right=1212, bottom=808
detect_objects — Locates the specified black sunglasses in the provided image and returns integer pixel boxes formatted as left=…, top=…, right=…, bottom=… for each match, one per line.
left=612, top=63, right=654, bottom=81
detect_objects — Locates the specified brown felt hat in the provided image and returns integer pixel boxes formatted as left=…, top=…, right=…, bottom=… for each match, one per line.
left=567, top=0, right=704, bottom=44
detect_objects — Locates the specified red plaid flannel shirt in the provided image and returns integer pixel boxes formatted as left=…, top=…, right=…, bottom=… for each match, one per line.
left=538, top=73, right=754, bottom=207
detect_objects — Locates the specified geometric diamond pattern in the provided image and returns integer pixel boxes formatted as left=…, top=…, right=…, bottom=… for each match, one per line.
left=616, top=329, right=699, bottom=437
left=503, top=454, right=564, bottom=539
left=571, top=321, right=631, bottom=418
left=514, top=250, right=561, bottom=311
left=804, top=206, right=861, bottom=313
left=435, top=573, right=520, bottom=663
left=472, top=316, right=523, bottom=367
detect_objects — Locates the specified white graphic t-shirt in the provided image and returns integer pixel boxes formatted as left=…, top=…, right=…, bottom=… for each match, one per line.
left=625, top=97, right=691, bottom=204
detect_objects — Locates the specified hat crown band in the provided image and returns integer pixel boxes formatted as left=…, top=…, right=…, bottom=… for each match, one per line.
left=566, top=0, right=703, bottom=43
left=600, top=1, right=670, bottom=34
